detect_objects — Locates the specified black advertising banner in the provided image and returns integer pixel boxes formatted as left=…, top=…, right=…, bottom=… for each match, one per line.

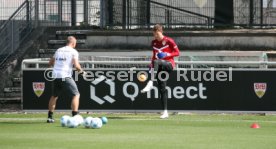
left=23, top=69, right=276, bottom=111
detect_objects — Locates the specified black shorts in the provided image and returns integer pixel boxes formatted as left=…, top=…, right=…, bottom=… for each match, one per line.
left=51, top=78, right=80, bottom=97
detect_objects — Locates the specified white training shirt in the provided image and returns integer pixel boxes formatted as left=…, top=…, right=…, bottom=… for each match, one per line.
left=52, top=46, right=79, bottom=78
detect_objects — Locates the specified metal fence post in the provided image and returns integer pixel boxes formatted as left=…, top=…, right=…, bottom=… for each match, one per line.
left=84, top=0, right=88, bottom=25
left=260, top=0, right=263, bottom=28
left=127, top=0, right=130, bottom=29
left=58, top=0, right=62, bottom=26
left=35, top=0, right=39, bottom=27
left=146, top=0, right=150, bottom=29
left=11, top=20, right=14, bottom=53
left=108, top=0, right=113, bottom=28
left=165, top=9, right=170, bottom=28
left=100, top=0, right=106, bottom=28
left=44, top=0, right=46, bottom=25
left=123, top=0, right=127, bottom=29
left=71, top=0, right=76, bottom=26
left=249, top=0, right=254, bottom=27
left=26, top=0, right=30, bottom=24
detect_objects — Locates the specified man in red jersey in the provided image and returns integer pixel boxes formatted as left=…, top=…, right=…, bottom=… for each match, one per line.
left=141, top=24, right=180, bottom=119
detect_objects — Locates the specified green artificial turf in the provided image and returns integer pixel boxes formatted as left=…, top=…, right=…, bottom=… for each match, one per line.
left=0, top=113, right=276, bottom=149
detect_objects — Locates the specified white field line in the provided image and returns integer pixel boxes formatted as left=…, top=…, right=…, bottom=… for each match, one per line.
left=0, top=118, right=276, bottom=124
left=0, top=118, right=45, bottom=121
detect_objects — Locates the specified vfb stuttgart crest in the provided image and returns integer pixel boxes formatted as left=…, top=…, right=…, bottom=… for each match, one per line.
left=33, top=82, right=45, bottom=97
left=254, top=83, right=267, bottom=99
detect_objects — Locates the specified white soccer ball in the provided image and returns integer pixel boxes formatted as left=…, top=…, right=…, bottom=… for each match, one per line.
left=90, top=117, right=103, bottom=129
left=74, top=115, right=84, bottom=126
left=60, top=115, right=70, bottom=127
left=84, top=117, right=93, bottom=128
left=67, top=117, right=78, bottom=128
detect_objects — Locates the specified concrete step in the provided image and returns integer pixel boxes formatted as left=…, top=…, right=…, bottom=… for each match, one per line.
left=38, top=48, right=95, bottom=58
left=3, top=87, right=21, bottom=98
left=0, top=97, right=21, bottom=110
left=38, top=49, right=56, bottom=54
left=39, top=48, right=95, bottom=53
left=55, top=30, right=89, bottom=40
left=56, top=30, right=93, bottom=35
left=2, top=93, right=21, bottom=98
left=12, top=77, right=21, bottom=86
left=3, top=87, right=21, bottom=93
left=0, top=97, right=21, bottom=101
left=48, top=39, right=86, bottom=45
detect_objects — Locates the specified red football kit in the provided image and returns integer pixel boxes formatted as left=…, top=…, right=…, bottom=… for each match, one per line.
left=151, top=36, right=180, bottom=68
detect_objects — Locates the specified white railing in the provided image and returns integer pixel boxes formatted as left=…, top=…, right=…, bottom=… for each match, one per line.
left=21, top=58, right=276, bottom=70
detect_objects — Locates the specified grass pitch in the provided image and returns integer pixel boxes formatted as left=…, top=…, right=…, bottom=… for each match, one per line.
left=0, top=113, right=276, bottom=149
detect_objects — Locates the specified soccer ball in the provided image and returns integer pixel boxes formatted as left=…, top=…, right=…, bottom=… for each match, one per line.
left=138, top=73, right=147, bottom=82
left=67, top=117, right=78, bottom=128
left=74, top=115, right=84, bottom=126
left=90, top=117, right=103, bottom=129
left=101, top=116, right=108, bottom=125
left=84, top=117, right=93, bottom=128
left=60, top=115, right=70, bottom=127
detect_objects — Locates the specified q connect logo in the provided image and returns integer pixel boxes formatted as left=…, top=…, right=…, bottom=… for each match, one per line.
left=90, top=75, right=208, bottom=105
left=90, top=76, right=139, bottom=105
left=90, top=75, right=116, bottom=105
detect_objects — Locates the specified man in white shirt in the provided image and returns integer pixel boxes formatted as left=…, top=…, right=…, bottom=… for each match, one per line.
left=47, top=36, right=85, bottom=123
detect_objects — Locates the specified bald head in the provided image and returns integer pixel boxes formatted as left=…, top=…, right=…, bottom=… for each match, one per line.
left=66, top=36, right=77, bottom=48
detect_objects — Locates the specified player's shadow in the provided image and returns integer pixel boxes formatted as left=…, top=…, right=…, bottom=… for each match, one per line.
left=107, top=117, right=132, bottom=120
